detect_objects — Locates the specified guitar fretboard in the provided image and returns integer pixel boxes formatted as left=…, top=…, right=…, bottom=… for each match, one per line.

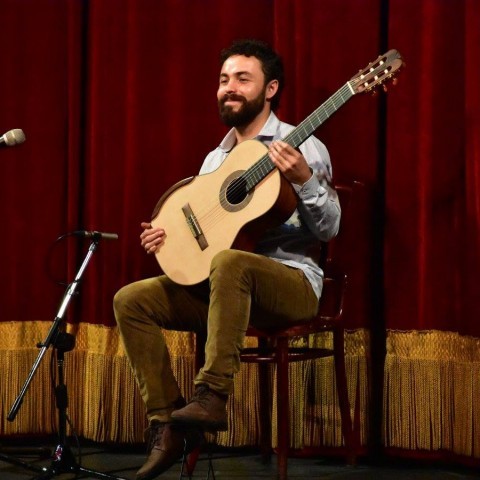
left=244, top=82, right=354, bottom=190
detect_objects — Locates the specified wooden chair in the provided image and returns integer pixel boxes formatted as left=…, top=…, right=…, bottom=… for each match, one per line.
left=240, top=181, right=363, bottom=479
left=189, top=181, right=364, bottom=480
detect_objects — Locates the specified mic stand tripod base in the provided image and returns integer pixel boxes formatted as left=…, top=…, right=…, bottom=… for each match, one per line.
left=28, top=335, right=128, bottom=480
left=1, top=333, right=127, bottom=480
left=31, top=444, right=128, bottom=480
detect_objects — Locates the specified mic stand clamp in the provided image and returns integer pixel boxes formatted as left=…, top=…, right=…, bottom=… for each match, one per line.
left=0, top=237, right=127, bottom=480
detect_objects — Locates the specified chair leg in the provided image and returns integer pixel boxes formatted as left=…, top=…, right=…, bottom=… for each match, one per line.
left=181, top=444, right=199, bottom=478
left=257, top=338, right=273, bottom=463
left=205, top=442, right=216, bottom=480
left=276, top=337, right=289, bottom=480
left=180, top=434, right=217, bottom=480
left=258, top=362, right=273, bottom=462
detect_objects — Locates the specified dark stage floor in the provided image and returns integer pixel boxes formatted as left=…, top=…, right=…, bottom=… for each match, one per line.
left=0, top=441, right=478, bottom=480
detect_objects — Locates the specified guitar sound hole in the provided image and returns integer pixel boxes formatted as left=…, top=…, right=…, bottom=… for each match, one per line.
left=226, top=177, right=248, bottom=205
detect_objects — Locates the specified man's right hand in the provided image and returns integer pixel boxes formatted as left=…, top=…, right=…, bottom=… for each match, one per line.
left=140, top=222, right=166, bottom=254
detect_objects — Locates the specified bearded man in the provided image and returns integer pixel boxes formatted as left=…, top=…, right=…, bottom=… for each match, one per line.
left=113, top=38, right=341, bottom=480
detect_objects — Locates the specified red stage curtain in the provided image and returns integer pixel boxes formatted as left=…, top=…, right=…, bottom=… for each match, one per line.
left=386, top=0, right=480, bottom=335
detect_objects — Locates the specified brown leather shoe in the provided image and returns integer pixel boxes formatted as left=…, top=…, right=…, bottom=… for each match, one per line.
left=143, top=397, right=186, bottom=455
left=136, top=421, right=203, bottom=480
left=171, top=384, right=228, bottom=432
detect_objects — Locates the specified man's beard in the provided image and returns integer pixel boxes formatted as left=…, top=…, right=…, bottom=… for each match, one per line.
left=218, top=89, right=266, bottom=128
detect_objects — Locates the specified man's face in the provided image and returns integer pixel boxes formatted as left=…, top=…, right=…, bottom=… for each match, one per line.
left=217, top=55, right=269, bottom=128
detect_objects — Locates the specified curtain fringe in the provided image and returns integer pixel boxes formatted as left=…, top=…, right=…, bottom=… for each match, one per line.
left=384, top=330, right=480, bottom=458
left=8, top=324, right=478, bottom=458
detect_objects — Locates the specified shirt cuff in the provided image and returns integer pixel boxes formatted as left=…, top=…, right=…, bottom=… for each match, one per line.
left=292, top=172, right=327, bottom=199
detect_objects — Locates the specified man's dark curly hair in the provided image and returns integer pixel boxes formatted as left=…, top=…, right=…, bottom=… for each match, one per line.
left=220, top=39, right=284, bottom=111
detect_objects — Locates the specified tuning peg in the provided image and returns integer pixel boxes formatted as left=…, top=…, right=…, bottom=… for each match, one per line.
left=392, top=78, right=398, bottom=86
left=383, top=84, right=388, bottom=92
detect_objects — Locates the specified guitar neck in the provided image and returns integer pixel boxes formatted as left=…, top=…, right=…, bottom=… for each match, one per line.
left=284, top=82, right=354, bottom=149
left=245, top=82, right=355, bottom=190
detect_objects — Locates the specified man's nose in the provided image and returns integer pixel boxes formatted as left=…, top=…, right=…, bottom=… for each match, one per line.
left=225, top=79, right=237, bottom=93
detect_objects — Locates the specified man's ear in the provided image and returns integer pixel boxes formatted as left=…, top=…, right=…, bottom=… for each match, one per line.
left=265, top=79, right=279, bottom=101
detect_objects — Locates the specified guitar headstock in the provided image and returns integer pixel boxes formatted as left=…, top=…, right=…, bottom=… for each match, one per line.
left=349, top=49, right=404, bottom=94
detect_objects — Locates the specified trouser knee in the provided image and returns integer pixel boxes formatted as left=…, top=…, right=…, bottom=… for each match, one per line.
left=210, top=249, right=251, bottom=281
left=113, top=280, right=154, bottom=327
left=113, top=284, right=133, bottom=325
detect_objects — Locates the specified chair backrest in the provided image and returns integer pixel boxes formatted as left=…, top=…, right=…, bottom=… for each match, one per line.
left=320, top=180, right=369, bottom=327
left=322, top=183, right=353, bottom=270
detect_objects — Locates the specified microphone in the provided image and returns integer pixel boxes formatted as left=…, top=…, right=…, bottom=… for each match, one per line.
left=0, top=129, right=26, bottom=147
left=73, top=230, right=119, bottom=240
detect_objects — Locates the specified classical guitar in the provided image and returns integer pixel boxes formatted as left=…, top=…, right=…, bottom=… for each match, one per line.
left=151, top=49, right=403, bottom=285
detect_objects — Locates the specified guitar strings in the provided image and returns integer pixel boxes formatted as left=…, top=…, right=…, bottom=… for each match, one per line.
left=186, top=84, right=353, bottom=231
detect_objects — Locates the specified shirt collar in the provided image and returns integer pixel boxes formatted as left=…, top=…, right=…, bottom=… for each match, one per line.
left=218, top=111, right=281, bottom=153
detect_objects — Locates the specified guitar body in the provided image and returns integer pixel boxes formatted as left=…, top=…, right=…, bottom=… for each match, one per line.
left=151, top=139, right=297, bottom=285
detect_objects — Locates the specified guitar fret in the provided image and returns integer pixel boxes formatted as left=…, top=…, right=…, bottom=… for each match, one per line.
left=245, top=155, right=274, bottom=190
left=244, top=82, right=354, bottom=190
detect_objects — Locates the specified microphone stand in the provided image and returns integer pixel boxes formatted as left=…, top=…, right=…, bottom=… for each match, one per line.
left=0, top=236, right=127, bottom=480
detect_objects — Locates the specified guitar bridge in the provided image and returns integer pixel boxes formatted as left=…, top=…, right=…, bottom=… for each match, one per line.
left=182, top=203, right=208, bottom=251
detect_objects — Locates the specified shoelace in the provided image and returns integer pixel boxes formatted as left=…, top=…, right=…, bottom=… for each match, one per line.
left=189, top=385, right=213, bottom=408
left=146, top=422, right=166, bottom=453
